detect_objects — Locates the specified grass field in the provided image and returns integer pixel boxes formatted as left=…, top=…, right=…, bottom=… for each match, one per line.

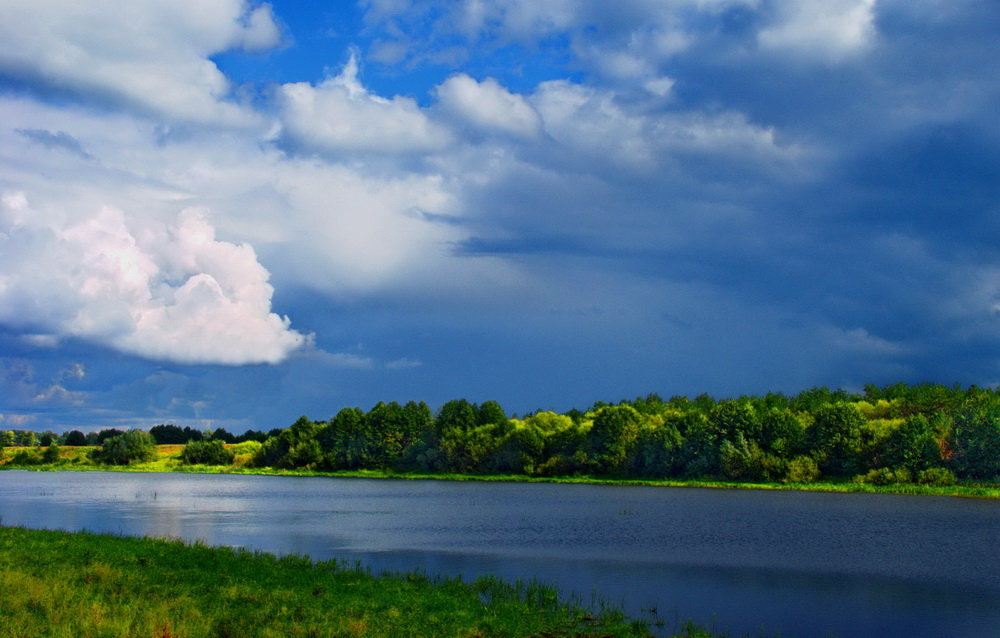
left=0, top=526, right=681, bottom=638
left=2, top=444, right=998, bottom=499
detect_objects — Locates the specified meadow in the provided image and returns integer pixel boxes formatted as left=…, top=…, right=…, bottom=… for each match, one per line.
left=0, top=525, right=677, bottom=638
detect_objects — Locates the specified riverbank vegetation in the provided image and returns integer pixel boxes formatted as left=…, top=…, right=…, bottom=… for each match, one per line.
left=0, top=526, right=670, bottom=638
left=2, top=383, right=998, bottom=496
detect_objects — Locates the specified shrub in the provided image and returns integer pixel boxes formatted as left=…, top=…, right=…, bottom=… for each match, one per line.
left=89, top=430, right=157, bottom=465
left=917, top=467, right=957, bottom=486
left=179, top=439, right=235, bottom=465
left=720, top=435, right=786, bottom=481
left=784, top=456, right=820, bottom=483
left=41, top=443, right=61, bottom=464
left=856, top=467, right=912, bottom=485
left=9, top=448, right=43, bottom=465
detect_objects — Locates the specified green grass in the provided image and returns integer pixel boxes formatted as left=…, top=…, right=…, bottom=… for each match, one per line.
left=3, top=445, right=997, bottom=499
left=0, top=526, right=679, bottom=638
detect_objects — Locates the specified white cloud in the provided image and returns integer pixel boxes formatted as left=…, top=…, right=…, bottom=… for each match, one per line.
left=278, top=54, right=452, bottom=155
left=530, top=80, right=787, bottom=173
left=0, top=0, right=280, bottom=125
left=386, top=357, right=422, bottom=370
left=238, top=3, right=282, bottom=51
left=0, top=193, right=305, bottom=365
left=0, top=93, right=509, bottom=302
left=361, top=0, right=756, bottom=83
left=759, top=0, right=878, bottom=60
left=0, top=413, right=36, bottom=428
left=436, top=74, right=543, bottom=139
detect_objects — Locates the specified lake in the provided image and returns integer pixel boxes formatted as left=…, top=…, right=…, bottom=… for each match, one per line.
left=0, top=471, right=997, bottom=637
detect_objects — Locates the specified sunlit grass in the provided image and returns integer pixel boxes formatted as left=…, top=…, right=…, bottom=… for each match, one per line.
left=0, top=526, right=667, bottom=638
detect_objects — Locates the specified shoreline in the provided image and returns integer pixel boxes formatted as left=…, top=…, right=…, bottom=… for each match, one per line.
left=3, top=458, right=998, bottom=499
left=0, top=525, right=664, bottom=638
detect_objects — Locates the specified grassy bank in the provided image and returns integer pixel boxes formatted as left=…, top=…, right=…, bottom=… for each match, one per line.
left=2, top=445, right=998, bottom=499
left=0, top=526, right=673, bottom=638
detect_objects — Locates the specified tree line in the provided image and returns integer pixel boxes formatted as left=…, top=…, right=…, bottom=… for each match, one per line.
left=3, top=383, right=999, bottom=483
left=236, top=384, right=999, bottom=483
left=0, top=424, right=273, bottom=449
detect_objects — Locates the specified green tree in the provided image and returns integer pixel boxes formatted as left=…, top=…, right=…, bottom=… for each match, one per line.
left=89, top=430, right=157, bottom=465
left=805, top=404, right=865, bottom=476
left=253, top=416, right=323, bottom=469
left=149, top=424, right=187, bottom=444
left=784, top=455, right=820, bottom=483
left=758, top=408, right=806, bottom=457
left=436, top=399, right=479, bottom=433
left=179, top=439, right=235, bottom=465
left=439, top=423, right=506, bottom=473
left=63, top=430, right=88, bottom=446
left=719, top=434, right=785, bottom=481
left=949, top=403, right=1000, bottom=479
left=14, top=430, right=37, bottom=447
left=585, top=405, right=642, bottom=473
left=676, top=413, right=721, bottom=477
left=626, top=423, right=683, bottom=477
left=365, top=401, right=417, bottom=467
left=209, top=428, right=237, bottom=444
left=477, top=400, right=508, bottom=427
left=0, top=431, right=14, bottom=447
left=485, top=423, right=544, bottom=474
left=881, top=414, right=947, bottom=472
left=708, top=401, right=761, bottom=444
left=95, top=428, right=124, bottom=444
left=317, top=408, right=368, bottom=469
left=41, top=443, right=61, bottom=464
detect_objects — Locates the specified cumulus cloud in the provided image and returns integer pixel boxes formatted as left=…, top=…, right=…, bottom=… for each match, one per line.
left=758, top=0, right=878, bottom=60
left=436, top=74, right=543, bottom=139
left=362, top=0, right=879, bottom=79
left=278, top=54, right=452, bottom=155
left=0, top=0, right=280, bottom=125
left=529, top=80, right=788, bottom=174
left=0, top=192, right=306, bottom=365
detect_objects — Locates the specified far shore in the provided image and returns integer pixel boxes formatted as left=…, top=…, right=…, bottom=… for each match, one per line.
left=2, top=445, right=997, bottom=499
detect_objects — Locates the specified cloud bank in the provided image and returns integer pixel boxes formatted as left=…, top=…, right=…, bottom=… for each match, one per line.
left=1, top=0, right=998, bottom=430
left=0, top=192, right=305, bottom=364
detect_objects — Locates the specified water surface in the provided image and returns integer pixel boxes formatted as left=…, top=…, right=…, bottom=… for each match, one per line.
left=1, top=471, right=997, bottom=637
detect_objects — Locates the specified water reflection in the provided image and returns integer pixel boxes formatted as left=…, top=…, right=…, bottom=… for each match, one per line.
left=1, top=470, right=997, bottom=638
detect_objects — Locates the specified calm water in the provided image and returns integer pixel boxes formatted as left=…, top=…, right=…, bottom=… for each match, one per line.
left=0, top=471, right=997, bottom=637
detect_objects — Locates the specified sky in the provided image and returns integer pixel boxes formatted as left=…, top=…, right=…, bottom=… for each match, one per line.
left=1, top=0, right=998, bottom=433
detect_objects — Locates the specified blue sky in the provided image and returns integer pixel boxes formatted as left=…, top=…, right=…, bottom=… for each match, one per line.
left=1, top=0, right=998, bottom=432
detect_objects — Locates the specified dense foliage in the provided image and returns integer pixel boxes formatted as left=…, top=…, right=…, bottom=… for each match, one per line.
left=4, top=383, right=999, bottom=483
left=88, top=430, right=157, bottom=465
left=179, top=439, right=236, bottom=465
left=237, top=384, right=1000, bottom=483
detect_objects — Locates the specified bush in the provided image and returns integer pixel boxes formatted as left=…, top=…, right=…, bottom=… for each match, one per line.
left=41, top=443, right=61, bottom=464
left=856, top=467, right=912, bottom=485
left=784, top=456, right=820, bottom=483
left=917, top=467, right=957, bottom=486
left=179, top=439, right=235, bottom=465
left=9, top=448, right=43, bottom=465
left=89, top=430, right=157, bottom=465
left=720, top=435, right=786, bottom=481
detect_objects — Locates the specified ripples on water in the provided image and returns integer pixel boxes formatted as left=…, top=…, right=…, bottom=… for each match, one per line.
left=1, top=471, right=997, bottom=637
